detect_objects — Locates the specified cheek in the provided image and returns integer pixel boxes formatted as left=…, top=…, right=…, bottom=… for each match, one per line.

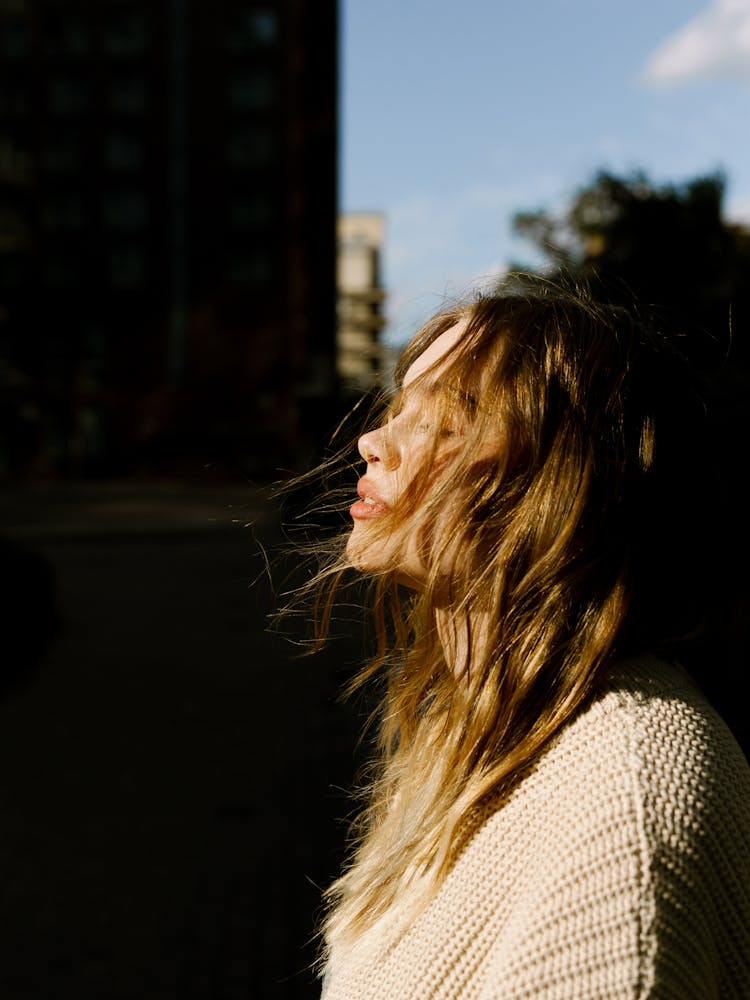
left=399, top=444, right=462, bottom=509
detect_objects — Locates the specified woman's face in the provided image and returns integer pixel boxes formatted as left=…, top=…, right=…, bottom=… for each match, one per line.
left=347, top=321, right=471, bottom=584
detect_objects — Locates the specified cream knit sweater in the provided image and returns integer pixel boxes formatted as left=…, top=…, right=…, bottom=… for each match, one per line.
left=321, top=656, right=750, bottom=999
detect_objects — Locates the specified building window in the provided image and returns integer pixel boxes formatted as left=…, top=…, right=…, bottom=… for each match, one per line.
left=49, top=76, right=90, bottom=115
left=108, top=77, right=147, bottom=115
left=41, top=195, right=85, bottom=232
left=0, top=206, right=31, bottom=251
left=0, top=138, right=32, bottom=185
left=103, top=10, right=150, bottom=57
left=0, top=83, right=30, bottom=117
left=227, top=128, right=275, bottom=168
left=226, top=251, right=273, bottom=286
left=228, top=71, right=275, bottom=111
left=101, top=192, right=148, bottom=230
left=103, top=132, right=144, bottom=172
left=0, top=16, right=31, bottom=60
left=107, top=246, right=146, bottom=286
left=43, top=14, right=91, bottom=57
left=226, top=9, right=278, bottom=51
left=228, top=193, right=274, bottom=229
left=45, top=252, right=81, bottom=287
left=0, top=255, right=24, bottom=289
left=42, top=136, right=81, bottom=173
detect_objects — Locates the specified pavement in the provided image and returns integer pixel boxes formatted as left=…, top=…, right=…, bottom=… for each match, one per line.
left=0, top=480, right=366, bottom=1000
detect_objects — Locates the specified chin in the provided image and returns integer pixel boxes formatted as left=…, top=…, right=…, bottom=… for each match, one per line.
left=346, top=526, right=426, bottom=588
left=345, top=526, right=379, bottom=572
left=346, top=520, right=399, bottom=575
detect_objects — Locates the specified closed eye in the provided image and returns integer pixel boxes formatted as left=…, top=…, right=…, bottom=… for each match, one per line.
left=416, top=421, right=460, bottom=439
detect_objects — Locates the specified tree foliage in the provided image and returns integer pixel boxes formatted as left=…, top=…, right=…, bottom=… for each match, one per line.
left=513, top=170, right=750, bottom=371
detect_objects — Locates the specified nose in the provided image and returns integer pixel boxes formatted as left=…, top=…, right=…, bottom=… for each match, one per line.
left=358, top=424, right=399, bottom=469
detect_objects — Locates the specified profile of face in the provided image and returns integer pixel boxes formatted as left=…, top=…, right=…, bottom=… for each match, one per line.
left=347, top=320, right=475, bottom=585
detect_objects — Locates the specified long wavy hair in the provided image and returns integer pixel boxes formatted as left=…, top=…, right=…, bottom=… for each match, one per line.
left=311, top=275, right=707, bottom=968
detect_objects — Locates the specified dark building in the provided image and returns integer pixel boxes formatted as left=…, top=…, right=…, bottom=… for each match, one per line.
left=0, top=0, right=338, bottom=479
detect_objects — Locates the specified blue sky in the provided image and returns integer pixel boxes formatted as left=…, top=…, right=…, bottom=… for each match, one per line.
left=340, top=0, right=750, bottom=345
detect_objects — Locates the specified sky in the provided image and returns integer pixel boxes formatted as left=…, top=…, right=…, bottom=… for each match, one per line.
left=340, top=0, right=750, bottom=345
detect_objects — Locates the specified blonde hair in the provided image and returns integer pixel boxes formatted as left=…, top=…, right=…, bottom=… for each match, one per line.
left=310, top=275, right=705, bottom=967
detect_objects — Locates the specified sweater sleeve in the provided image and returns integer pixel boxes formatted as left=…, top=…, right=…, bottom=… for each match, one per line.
left=478, top=680, right=750, bottom=1000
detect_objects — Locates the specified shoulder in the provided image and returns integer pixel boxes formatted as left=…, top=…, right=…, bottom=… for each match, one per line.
left=578, top=654, right=749, bottom=834
left=477, top=654, right=750, bottom=998
left=479, top=652, right=750, bottom=847
left=529, top=653, right=750, bottom=910
left=535, top=653, right=749, bottom=804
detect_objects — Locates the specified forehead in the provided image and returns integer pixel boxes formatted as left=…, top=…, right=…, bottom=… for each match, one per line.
left=402, top=319, right=468, bottom=389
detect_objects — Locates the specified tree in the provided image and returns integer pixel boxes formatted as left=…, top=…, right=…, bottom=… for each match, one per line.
left=513, top=170, right=750, bottom=372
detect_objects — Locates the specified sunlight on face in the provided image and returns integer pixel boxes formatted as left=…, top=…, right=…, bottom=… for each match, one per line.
left=347, top=321, right=471, bottom=583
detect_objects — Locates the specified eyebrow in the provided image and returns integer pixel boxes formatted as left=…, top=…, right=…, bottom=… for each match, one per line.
left=398, top=378, right=479, bottom=418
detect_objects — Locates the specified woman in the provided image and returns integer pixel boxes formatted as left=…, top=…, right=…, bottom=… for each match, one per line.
left=315, top=277, right=750, bottom=998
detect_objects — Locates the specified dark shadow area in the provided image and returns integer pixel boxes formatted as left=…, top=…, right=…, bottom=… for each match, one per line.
left=0, top=2, right=369, bottom=995
left=0, top=483, right=366, bottom=1000
left=0, top=535, right=61, bottom=697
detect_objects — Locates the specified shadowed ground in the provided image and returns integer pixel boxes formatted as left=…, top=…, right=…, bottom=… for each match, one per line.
left=0, top=481, right=366, bottom=1000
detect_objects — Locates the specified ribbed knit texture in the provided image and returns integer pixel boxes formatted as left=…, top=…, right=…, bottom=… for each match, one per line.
left=321, top=656, right=750, bottom=999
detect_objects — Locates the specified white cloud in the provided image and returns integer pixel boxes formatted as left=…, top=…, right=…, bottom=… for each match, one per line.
left=642, top=0, right=750, bottom=85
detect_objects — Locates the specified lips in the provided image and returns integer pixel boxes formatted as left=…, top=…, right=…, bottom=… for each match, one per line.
left=350, top=477, right=389, bottom=520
